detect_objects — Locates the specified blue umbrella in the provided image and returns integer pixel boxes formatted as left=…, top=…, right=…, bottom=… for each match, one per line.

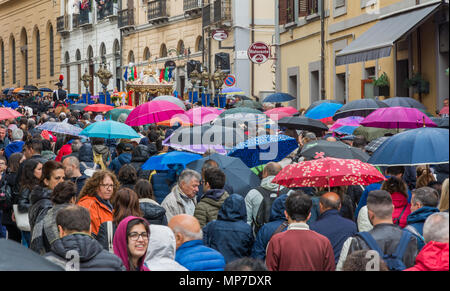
left=263, top=93, right=296, bottom=103
left=333, top=125, right=358, bottom=135
left=228, top=134, right=299, bottom=168
left=141, top=151, right=203, bottom=171
left=368, top=127, right=449, bottom=166
left=37, top=122, right=84, bottom=136
left=305, top=102, right=343, bottom=120
left=222, top=87, right=244, bottom=94
left=80, top=120, right=140, bottom=139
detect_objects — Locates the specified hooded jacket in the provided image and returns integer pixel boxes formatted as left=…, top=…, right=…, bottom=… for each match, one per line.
left=44, top=233, right=125, bottom=271
left=4, top=141, right=24, bottom=159
left=29, top=186, right=54, bottom=254
left=406, top=206, right=440, bottom=250
left=109, top=153, right=132, bottom=175
left=113, top=216, right=150, bottom=271
left=404, top=241, right=449, bottom=271
left=139, top=198, right=167, bottom=226
left=130, top=145, right=153, bottom=180
left=144, top=224, right=187, bottom=271
left=175, top=240, right=226, bottom=271
left=203, top=194, right=254, bottom=263
left=194, top=189, right=229, bottom=228
left=77, top=195, right=113, bottom=236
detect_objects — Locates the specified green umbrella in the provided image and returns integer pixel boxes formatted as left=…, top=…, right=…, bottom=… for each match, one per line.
left=219, top=107, right=263, bottom=118
left=234, top=100, right=263, bottom=110
left=353, top=126, right=398, bottom=142
left=104, top=108, right=132, bottom=121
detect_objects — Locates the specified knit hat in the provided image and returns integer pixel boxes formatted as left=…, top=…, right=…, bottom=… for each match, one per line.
left=12, top=128, right=23, bottom=141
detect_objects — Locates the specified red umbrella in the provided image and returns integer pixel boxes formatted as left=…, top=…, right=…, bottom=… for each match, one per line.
left=273, top=157, right=386, bottom=188
left=0, top=108, right=23, bottom=121
left=84, top=104, right=115, bottom=113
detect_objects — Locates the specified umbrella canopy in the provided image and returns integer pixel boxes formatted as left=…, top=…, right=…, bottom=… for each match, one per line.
left=80, top=120, right=140, bottom=139
left=232, top=94, right=253, bottom=101
left=186, top=153, right=261, bottom=196
left=364, top=136, right=391, bottom=153
left=214, top=113, right=272, bottom=129
left=68, top=103, right=89, bottom=111
left=222, top=87, right=245, bottom=94
left=440, top=106, right=449, bottom=115
left=333, top=99, right=389, bottom=120
left=278, top=116, right=329, bottom=134
left=305, top=102, right=343, bottom=120
left=353, top=125, right=398, bottom=142
left=0, top=108, right=23, bottom=121
left=330, top=116, right=364, bottom=131
left=141, top=151, right=203, bottom=171
left=382, top=97, right=427, bottom=111
left=265, top=107, right=298, bottom=121
left=234, top=100, right=263, bottom=110
left=2, top=88, right=13, bottom=94
left=23, top=85, right=39, bottom=91
left=306, top=100, right=344, bottom=113
left=84, top=104, right=114, bottom=113
left=37, top=122, right=83, bottom=136
left=228, top=134, right=299, bottom=168
left=185, top=107, right=222, bottom=125
left=125, top=100, right=185, bottom=127
left=38, top=87, right=53, bottom=92
left=104, top=108, right=132, bottom=122
left=13, top=88, right=24, bottom=93
left=157, top=114, right=193, bottom=127
left=300, top=140, right=370, bottom=162
left=116, top=105, right=135, bottom=110
left=430, top=117, right=449, bottom=129
left=273, top=157, right=386, bottom=188
left=334, top=125, right=358, bottom=135
left=219, top=107, right=263, bottom=118
left=368, top=127, right=449, bottom=166
left=152, top=95, right=186, bottom=110
left=68, top=93, right=80, bottom=99
left=360, top=107, right=437, bottom=129
left=263, top=93, right=296, bottom=103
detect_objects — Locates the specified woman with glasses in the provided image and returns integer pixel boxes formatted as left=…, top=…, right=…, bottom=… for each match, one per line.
left=113, top=216, right=150, bottom=271
left=77, top=170, right=120, bottom=237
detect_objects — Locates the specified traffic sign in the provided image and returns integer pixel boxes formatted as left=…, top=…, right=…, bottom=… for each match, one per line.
left=247, top=42, right=270, bottom=64
left=224, top=75, right=236, bottom=87
left=212, top=29, right=229, bottom=42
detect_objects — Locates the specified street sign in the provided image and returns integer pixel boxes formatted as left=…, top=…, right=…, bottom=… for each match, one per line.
left=224, top=75, right=236, bottom=87
left=247, top=42, right=270, bottom=64
left=212, top=29, right=229, bottom=41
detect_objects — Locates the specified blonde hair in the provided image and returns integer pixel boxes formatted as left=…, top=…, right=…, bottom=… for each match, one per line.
left=439, top=178, right=449, bottom=212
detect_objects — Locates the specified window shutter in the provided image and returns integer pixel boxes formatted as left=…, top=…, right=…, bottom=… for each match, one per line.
left=335, top=0, right=345, bottom=9
left=299, top=0, right=307, bottom=17
left=279, top=0, right=288, bottom=25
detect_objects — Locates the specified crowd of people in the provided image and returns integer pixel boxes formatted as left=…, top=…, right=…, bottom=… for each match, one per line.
left=0, top=91, right=448, bottom=272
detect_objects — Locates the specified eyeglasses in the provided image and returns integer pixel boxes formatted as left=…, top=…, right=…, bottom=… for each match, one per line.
left=128, top=232, right=149, bottom=241
left=100, top=184, right=114, bottom=189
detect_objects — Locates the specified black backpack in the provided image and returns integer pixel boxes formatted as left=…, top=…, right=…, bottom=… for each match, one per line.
left=252, top=186, right=289, bottom=234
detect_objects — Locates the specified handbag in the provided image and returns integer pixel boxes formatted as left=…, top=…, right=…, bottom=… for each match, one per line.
left=13, top=204, right=31, bottom=232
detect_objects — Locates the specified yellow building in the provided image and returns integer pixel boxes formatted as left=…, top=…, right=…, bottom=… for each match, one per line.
left=278, top=0, right=449, bottom=113
left=0, top=0, right=61, bottom=89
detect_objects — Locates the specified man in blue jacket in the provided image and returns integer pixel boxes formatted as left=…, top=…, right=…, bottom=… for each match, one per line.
left=108, top=143, right=133, bottom=175
left=310, top=192, right=357, bottom=264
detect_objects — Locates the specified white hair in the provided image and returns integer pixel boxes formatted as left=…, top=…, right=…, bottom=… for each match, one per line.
left=178, top=169, right=201, bottom=186
left=423, top=212, right=449, bottom=243
left=171, top=225, right=203, bottom=241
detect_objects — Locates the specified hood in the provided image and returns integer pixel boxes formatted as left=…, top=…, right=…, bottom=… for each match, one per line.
left=41, top=150, right=56, bottom=160
left=411, top=241, right=449, bottom=271
left=118, top=153, right=132, bottom=164
left=204, top=189, right=227, bottom=202
left=50, top=233, right=103, bottom=262
left=145, top=224, right=177, bottom=263
left=113, top=216, right=149, bottom=271
left=6, top=140, right=24, bottom=152
left=78, top=143, right=93, bottom=162
left=131, top=145, right=151, bottom=163
left=262, top=175, right=284, bottom=192
left=30, top=186, right=52, bottom=205
left=217, top=194, right=247, bottom=222
left=139, top=201, right=166, bottom=223
left=391, top=192, right=409, bottom=208
left=269, top=194, right=288, bottom=222
left=407, top=206, right=440, bottom=225
left=93, top=145, right=109, bottom=156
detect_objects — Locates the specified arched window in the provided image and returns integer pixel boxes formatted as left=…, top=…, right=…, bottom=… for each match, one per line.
left=160, top=43, right=167, bottom=58
left=35, top=28, right=41, bottom=79
left=177, top=40, right=185, bottom=56
left=65, top=51, right=70, bottom=64
left=10, top=35, right=16, bottom=84
left=113, top=39, right=120, bottom=56
left=1, top=40, right=4, bottom=86
left=76, top=49, right=81, bottom=61
left=196, top=36, right=203, bottom=52
left=128, top=50, right=135, bottom=64
left=100, top=42, right=106, bottom=64
left=49, top=24, right=54, bottom=77
left=87, top=45, right=94, bottom=61
left=143, top=47, right=151, bottom=61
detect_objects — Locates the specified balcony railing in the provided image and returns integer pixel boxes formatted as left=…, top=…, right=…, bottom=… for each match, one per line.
left=147, top=0, right=169, bottom=24
left=79, top=9, right=92, bottom=27
left=72, top=14, right=79, bottom=29
left=56, top=15, right=70, bottom=33
left=184, top=0, right=203, bottom=12
left=202, top=4, right=211, bottom=27
left=213, top=0, right=231, bottom=24
left=97, top=1, right=118, bottom=21
left=118, top=9, right=135, bottom=29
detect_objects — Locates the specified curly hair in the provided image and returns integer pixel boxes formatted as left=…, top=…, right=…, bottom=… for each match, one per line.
left=78, top=170, right=120, bottom=201
left=118, top=164, right=138, bottom=186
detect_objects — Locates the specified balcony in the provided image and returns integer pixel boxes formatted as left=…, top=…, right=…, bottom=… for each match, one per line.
left=202, top=4, right=211, bottom=28
left=118, top=9, right=135, bottom=30
left=79, top=9, right=93, bottom=28
left=147, top=0, right=169, bottom=25
left=184, top=0, right=203, bottom=17
left=97, top=1, right=118, bottom=21
left=56, top=15, right=70, bottom=34
left=213, top=0, right=231, bottom=25
left=72, top=14, right=79, bottom=29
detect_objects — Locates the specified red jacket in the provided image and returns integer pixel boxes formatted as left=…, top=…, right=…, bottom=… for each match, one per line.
left=55, top=144, right=72, bottom=162
left=405, top=241, right=449, bottom=271
left=391, top=192, right=411, bottom=228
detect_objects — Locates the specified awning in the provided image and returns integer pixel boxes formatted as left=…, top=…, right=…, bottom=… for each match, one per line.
left=336, top=3, right=442, bottom=66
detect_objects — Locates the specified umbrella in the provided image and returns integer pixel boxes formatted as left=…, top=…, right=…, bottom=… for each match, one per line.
left=2, top=88, right=13, bottom=94
left=231, top=94, right=252, bottom=101
left=273, top=157, right=387, bottom=188
left=68, top=93, right=80, bottom=99
left=305, top=102, right=343, bottom=120
left=38, top=87, right=53, bottom=92
left=330, top=116, right=364, bottom=131
left=13, top=88, right=24, bottom=93
left=80, top=120, right=140, bottom=139
left=214, top=113, right=272, bottom=128
left=265, top=107, right=298, bottom=121
left=0, top=108, right=23, bottom=121
left=186, top=153, right=261, bottom=196
left=277, top=116, right=329, bottom=134
left=222, top=87, right=245, bottom=94
left=353, top=125, right=398, bottom=142
left=333, top=99, right=389, bottom=120
left=141, top=151, right=203, bottom=171
left=157, top=114, right=193, bottom=127
left=234, top=100, right=263, bottom=110
left=104, top=108, right=132, bottom=121
left=0, top=239, right=63, bottom=271
left=37, top=122, right=84, bottom=136
left=382, top=97, right=427, bottom=111
left=368, top=127, right=449, bottom=166
left=219, top=107, right=263, bottom=118
left=263, top=93, right=296, bottom=103
left=83, top=104, right=114, bottom=113
left=300, top=140, right=370, bottom=162
left=334, top=125, right=358, bottom=135
left=117, top=105, right=135, bottom=110
left=125, top=100, right=185, bottom=127
left=364, top=136, right=391, bottom=153
left=68, top=103, right=89, bottom=111
left=360, top=107, right=437, bottom=129
left=430, top=117, right=449, bottom=129
left=228, top=134, right=299, bottom=168
left=306, top=100, right=344, bottom=113
left=185, top=107, right=222, bottom=125
left=23, top=85, right=39, bottom=91
left=18, top=90, right=31, bottom=95
left=152, top=95, right=186, bottom=110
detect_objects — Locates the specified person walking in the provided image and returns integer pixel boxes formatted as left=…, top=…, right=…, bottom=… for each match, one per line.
left=62, top=156, right=89, bottom=197
left=108, top=143, right=133, bottom=176
left=381, top=177, right=411, bottom=228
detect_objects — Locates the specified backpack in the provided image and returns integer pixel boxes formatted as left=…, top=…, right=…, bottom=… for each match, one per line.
left=93, top=151, right=107, bottom=171
left=356, top=230, right=412, bottom=271
left=252, top=186, right=289, bottom=234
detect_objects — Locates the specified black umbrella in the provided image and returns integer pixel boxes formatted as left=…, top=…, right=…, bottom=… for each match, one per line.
left=278, top=116, right=329, bottom=134
left=232, top=94, right=253, bottom=101
left=0, top=239, right=63, bottom=271
left=39, top=87, right=53, bottom=92
left=382, top=97, right=427, bottom=111
left=68, top=103, right=89, bottom=111
left=430, top=117, right=449, bottom=129
left=23, top=85, right=39, bottom=91
left=186, top=153, right=261, bottom=196
left=333, top=99, right=388, bottom=121
left=300, top=140, right=370, bottom=162
left=306, top=100, right=344, bottom=113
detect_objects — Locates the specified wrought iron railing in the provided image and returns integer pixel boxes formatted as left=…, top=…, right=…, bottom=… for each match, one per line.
left=118, top=9, right=135, bottom=28
left=147, top=0, right=168, bottom=22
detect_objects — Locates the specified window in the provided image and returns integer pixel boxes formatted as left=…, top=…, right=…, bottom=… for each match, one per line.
left=128, top=50, right=135, bottom=63
left=100, top=42, right=107, bottom=64
left=333, top=0, right=347, bottom=18
left=76, top=49, right=81, bottom=61
left=143, top=47, right=151, bottom=61
left=1, top=40, right=4, bottom=86
left=36, top=30, right=41, bottom=79
left=49, top=24, right=54, bottom=76
left=177, top=40, right=185, bottom=56
left=196, top=36, right=203, bottom=52
left=160, top=43, right=167, bottom=58
left=11, top=35, right=16, bottom=84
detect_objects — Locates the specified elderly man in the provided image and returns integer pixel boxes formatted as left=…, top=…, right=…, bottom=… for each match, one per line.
left=63, top=156, right=89, bottom=197
left=168, top=214, right=225, bottom=271
left=161, top=169, right=201, bottom=222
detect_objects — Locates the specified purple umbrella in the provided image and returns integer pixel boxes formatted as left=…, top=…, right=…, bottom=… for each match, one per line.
left=330, top=116, right=364, bottom=131
left=360, top=107, right=437, bottom=129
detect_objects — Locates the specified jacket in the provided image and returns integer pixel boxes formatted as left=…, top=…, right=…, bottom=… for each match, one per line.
left=92, top=144, right=111, bottom=167
left=0, top=171, right=18, bottom=226
left=391, top=192, right=411, bottom=228
left=175, top=239, right=226, bottom=271
left=251, top=194, right=288, bottom=261
left=29, top=186, right=54, bottom=254
left=194, top=189, right=229, bottom=228
left=144, top=224, right=188, bottom=271
left=77, top=195, right=113, bottom=236
left=41, top=150, right=56, bottom=161
left=139, top=198, right=167, bottom=225
left=113, top=216, right=150, bottom=271
left=71, top=175, right=89, bottom=197
left=405, top=206, right=440, bottom=251
left=130, top=145, right=153, bottom=180
left=203, top=194, right=254, bottom=263
left=55, top=144, right=72, bottom=162
left=109, top=153, right=132, bottom=175
left=161, top=185, right=197, bottom=222
left=18, top=187, right=33, bottom=213
left=404, top=241, right=449, bottom=271
left=78, top=143, right=94, bottom=163
left=4, top=141, right=24, bottom=159
left=151, top=170, right=177, bottom=204
left=44, top=233, right=125, bottom=271
left=310, top=209, right=358, bottom=263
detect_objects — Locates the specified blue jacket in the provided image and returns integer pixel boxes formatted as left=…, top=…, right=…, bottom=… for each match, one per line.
left=5, top=141, right=24, bottom=159
left=175, top=240, right=225, bottom=271
left=406, top=206, right=440, bottom=251
left=108, top=153, right=132, bottom=175
left=251, top=194, right=288, bottom=261
left=310, top=209, right=357, bottom=264
left=203, top=194, right=254, bottom=263
left=151, top=170, right=177, bottom=204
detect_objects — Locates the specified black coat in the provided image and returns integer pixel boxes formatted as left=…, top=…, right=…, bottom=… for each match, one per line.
left=0, top=171, right=18, bottom=225
left=139, top=199, right=168, bottom=226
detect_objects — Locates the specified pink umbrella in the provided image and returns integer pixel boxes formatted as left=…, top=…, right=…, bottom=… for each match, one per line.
left=265, top=107, right=298, bottom=121
left=185, top=107, right=222, bottom=125
left=125, top=100, right=185, bottom=126
left=330, top=116, right=364, bottom=131
left=360, top=107, right=437, bottom=129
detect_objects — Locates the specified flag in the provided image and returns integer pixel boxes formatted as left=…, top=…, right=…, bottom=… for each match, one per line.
left=133, top=66, right=138, bottom=81
left=130, top=66, right=135, bottom=81
left=164, top=67, right=169, bottom=81
left=168, top=68, right=173, bottom=81
left=123, top=67, right=128, bottom=81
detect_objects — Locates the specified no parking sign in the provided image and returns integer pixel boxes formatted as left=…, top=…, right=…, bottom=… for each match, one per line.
left=224, top=74, right=236, bottom=87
